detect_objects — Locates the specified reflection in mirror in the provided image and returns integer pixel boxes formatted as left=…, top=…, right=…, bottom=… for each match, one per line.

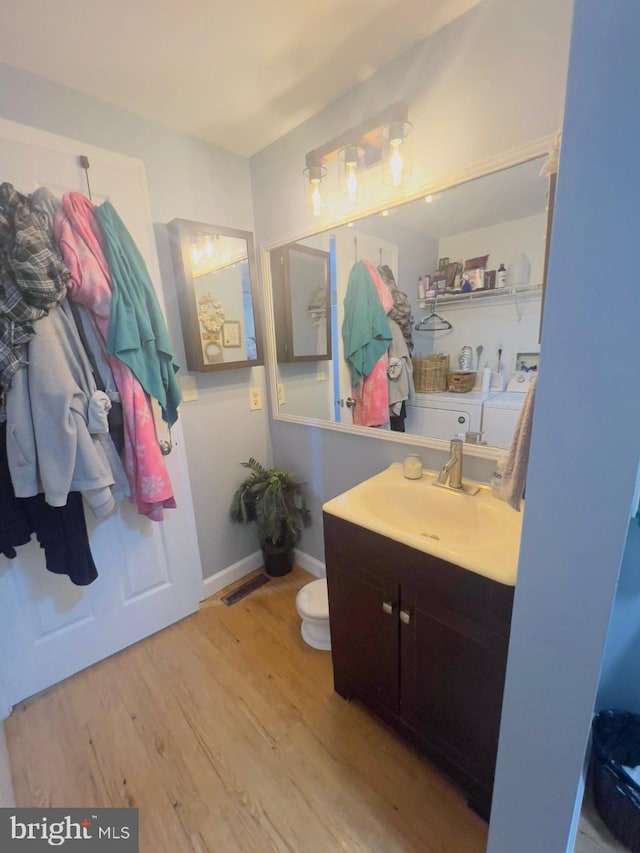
left=268, top=155, right=551, bottom=448
left=169, top=219, right=263, bottom=371
left=270, top=242, right=331, bottom=362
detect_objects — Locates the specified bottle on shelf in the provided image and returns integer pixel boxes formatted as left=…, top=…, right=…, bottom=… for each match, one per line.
left=496, top=263, right=507, bottom=288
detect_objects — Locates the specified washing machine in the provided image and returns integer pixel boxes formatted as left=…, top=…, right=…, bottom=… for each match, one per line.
left=406, top=390, right=488, bottom=441
left=482, top=372, right=535, bottom=448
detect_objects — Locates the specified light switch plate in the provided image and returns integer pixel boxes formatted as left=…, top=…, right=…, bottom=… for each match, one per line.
left=277, top=383, right=286, bottom=405
left=178, top=374, right=199, bottom=402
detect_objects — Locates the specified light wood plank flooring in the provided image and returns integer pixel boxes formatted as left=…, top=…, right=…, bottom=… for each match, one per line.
left=5, top=566, right=489, bottom=852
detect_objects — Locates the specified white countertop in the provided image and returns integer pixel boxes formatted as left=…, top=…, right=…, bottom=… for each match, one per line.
left=323, top=463, right=523, bottom=586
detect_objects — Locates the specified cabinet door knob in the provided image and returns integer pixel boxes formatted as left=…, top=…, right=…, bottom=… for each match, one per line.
left=346, top=396, right=357, bottom=408
left=382, top=601, right=395, bottom=615
left=400, top=609, right=411, bottom=624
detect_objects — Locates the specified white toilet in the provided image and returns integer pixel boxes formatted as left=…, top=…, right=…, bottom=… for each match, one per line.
left=296, top=578, right=331, bottom=650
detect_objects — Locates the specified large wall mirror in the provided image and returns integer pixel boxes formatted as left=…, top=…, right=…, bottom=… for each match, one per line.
left=266, top=151, right=554, bottom=452
left=170, top=219, right=263, bottom=371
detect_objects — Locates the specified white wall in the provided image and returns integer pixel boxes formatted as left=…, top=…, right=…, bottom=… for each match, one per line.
left=413, top=214, right=546, bottom=375
left=250, top=0, right=573, bottom=560
left=487, top=2, right=640, bottom=850
left=439, top=213, right=546, bottom=290
left=0, top=62, right=270, bottom=581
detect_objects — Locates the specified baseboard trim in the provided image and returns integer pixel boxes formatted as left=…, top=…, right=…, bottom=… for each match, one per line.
left=201, top=548, right=325, bottom=601
left=294, top=549, right=326, bottom=578
left=201, top=551, right=263, bottom=601
left=0, top=722, right=14, bottom=807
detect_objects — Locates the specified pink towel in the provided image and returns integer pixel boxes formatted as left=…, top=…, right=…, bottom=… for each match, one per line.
left=55, top=193, right=175, bottom=521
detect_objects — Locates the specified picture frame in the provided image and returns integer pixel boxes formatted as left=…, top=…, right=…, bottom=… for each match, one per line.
left=438, top=257, right=450, bottom=270
left=445, top=261, right=463, bottom=291
left=484, top=270, right=496, bottom=289
left=222, top=321, right=241, bottom=348
left=464, top=254, right=489, bottom=271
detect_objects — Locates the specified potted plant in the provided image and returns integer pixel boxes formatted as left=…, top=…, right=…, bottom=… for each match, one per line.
left=229, top=458, right=311, bottom=577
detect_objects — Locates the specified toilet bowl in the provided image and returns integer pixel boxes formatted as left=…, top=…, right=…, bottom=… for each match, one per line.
left=295, top=578, right=331, bottom=650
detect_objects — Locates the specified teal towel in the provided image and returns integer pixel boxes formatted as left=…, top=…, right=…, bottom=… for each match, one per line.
left=342, top=261, right=392, bottom=386
left=96, top=201, right=181, bottom=426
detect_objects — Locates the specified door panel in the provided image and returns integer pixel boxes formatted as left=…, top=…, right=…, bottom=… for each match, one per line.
left=401, top=588, right=508, bottom=786
left=327, top=561, right=400, bottom=713
left=0, top=119, right=202, bottom=712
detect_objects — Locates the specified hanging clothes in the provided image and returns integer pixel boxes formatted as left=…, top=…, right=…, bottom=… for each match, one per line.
left=0, top=423, right=97, bottom=585
left=54, top=192, right=176, bottom=521
left=0, top=183, right=68, bottom=390
left=96, top=201, right=181, bottom=426
left=348, top=262, right=394, bottom=428
left=377, top=264, right=414, bottom=353
left=342, top=260, right=392, bottom=387
left=5, top=300, right=129, bottom=517
left=31, top=186, right=125, bottom=452
left=387, top=317, right=414, bottom=431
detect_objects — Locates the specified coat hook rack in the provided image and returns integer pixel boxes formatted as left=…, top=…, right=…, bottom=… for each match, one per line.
left=78, top=154, right=92, bottom=201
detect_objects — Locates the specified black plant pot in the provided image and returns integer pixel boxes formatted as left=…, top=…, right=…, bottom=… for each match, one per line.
left=261, top=542, right=294, bottom=577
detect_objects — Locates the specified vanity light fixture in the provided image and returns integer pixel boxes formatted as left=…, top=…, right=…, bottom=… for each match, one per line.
left=302, top=162, right=328, bottom=217
left=339, top=144, right=365, bottom=203
left=303, top=102, right=410, bottom=216
left=382, top=118, right=412, bottom=187
left=190, top=242, right=202, bottom=264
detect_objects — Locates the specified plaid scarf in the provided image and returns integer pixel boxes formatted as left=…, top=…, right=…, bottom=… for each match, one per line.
left=0, top=183, right=69, bottom=389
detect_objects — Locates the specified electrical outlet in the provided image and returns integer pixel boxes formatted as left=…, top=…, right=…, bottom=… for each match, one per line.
left=249, top=386, right=262, bottom=410
left=277, top=383, right=286, bottom=405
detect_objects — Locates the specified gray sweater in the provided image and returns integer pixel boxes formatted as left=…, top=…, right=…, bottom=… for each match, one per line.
left=6, top=300, right=128, bottom=516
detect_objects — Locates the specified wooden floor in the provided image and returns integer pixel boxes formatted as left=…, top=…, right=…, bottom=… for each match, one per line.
left=5, top=566, right=489, bottom=852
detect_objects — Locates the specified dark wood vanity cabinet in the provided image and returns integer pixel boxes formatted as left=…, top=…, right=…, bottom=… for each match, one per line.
left=323, top=513, right=514, bottom=818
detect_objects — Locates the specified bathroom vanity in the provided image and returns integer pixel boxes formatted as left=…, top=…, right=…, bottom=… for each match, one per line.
left=322, top=465, right=520, bottom=818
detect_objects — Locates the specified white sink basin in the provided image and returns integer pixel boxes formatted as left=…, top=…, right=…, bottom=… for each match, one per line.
left=323, top=463, right=523, bottom=585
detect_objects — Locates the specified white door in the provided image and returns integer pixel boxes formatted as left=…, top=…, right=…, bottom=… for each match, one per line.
left=334, top=230, right=398, bottom=424
left=0, top=119, right=203, bottom=713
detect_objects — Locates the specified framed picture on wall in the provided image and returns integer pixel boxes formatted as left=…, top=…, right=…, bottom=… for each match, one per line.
left=222, top=321, right=241, bottom=348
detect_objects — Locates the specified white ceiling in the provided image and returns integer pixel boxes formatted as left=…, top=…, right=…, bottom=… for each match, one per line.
left=0, top=0, right=481, bottom=158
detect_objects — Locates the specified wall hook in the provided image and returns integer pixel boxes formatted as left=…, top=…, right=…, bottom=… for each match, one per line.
left=78, top=154, right=92, bottom=201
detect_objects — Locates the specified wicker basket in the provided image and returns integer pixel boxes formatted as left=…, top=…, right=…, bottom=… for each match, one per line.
left=447, top=371, right=476, bottom=393
left=412, top=354, right=450, bottom=393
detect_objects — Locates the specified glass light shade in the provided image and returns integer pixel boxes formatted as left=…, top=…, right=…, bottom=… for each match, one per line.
left=338, top=144, right=365, bottom=204
left=303, top=164, right=328, bottom=217
left=381, top=120, right=412, bottom=187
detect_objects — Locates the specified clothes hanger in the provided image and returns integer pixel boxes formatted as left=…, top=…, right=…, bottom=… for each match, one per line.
left=414, top=301, right=453, bottom=332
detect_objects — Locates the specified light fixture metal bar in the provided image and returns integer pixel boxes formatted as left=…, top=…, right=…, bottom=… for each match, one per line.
left=304, top=101, right=409, bottom=170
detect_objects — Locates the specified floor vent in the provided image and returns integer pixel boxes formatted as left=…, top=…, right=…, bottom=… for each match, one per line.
left=221, top=573, right=270, bottom=606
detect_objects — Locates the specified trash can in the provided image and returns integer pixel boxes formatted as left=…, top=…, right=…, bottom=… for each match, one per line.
left=591, top=710, right=640, bottom=852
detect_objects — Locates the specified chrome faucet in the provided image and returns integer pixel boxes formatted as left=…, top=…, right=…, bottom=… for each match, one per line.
left=433, top=437, right=480, bottom=495
left=436, top=438, right=464, bottom=489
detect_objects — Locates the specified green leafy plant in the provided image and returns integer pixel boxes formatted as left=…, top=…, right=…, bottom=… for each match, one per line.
left=229, top=458, right=311, bottom=551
